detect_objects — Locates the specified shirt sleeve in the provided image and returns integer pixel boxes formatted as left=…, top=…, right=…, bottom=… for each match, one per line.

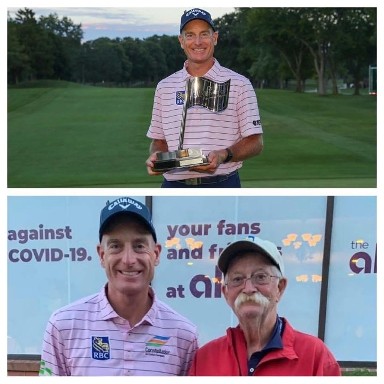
left=147, top=84, right=166, bottom=140
left=236, top=78, right=263, bottom=138
left=180, top=334, right=199, bottom=376
left=40, top=315, right=69, bottom=376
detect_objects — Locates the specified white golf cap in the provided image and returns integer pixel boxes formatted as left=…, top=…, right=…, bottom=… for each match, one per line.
left=218, top=236, right=285, bottom=276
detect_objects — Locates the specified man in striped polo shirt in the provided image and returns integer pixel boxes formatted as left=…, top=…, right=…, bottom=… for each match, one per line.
left=39, top=197, right=198, bottom=376
left=146, top=8, right=263, bottom=188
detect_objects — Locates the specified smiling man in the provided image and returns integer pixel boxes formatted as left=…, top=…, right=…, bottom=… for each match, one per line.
left=188, top=236, right=341, bottom=376
left=39, top=197, right=198, bottom=376
left=146, top=8, right=264, bottom=188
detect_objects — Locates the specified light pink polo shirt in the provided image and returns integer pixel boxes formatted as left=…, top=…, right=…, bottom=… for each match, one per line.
left=40, top=285, right=198, bottom=376
left=147, top=59, right=263, bottom=181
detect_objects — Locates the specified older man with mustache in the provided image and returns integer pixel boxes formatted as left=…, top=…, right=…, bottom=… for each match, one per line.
left=188, top=236, right=341, bottom=376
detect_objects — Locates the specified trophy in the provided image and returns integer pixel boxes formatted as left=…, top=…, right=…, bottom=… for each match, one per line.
left=152, top=76, right=231, bottom=172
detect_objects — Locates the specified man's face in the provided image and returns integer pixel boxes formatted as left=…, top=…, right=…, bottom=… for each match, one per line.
left=97, top=218, right=161, bottom=300
left=222, top=253, right=286, bottom=321
left=178, top=19, right=218, bottom=64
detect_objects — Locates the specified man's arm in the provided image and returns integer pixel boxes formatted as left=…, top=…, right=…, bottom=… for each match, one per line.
left=191, top=133, right=263, bottom=174
left=222, top=133, right=263, bottom=162
left=40, top=318, right=68, bottom=376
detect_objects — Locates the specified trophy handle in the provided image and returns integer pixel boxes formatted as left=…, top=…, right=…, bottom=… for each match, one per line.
left=178, top=78, right=191, bottom=151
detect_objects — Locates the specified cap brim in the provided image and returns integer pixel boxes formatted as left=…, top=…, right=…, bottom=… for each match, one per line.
left=218, top=241, right=279, bottom=275
left=180, top=18, right=215, bottom=32
left=99, top=211, right=156, bottom=242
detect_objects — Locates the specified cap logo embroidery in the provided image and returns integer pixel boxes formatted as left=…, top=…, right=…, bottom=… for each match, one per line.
left=100, top=197, right=156, bottom=242
left=118, top=203, right=131, bottom=210
left=108, top=197, right=143, bottom=212
left=187, top=9, right=207, bottom=17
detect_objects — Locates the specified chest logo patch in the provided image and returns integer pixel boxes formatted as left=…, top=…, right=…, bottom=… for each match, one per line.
left=145, top=335, right=171, bottom=357
left=92, top=336, right=110, bottom=360
left=176, top=91, right=185, bottom=105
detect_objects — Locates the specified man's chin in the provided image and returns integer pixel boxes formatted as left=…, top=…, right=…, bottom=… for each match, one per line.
left=236, top=305, right=264, bottom=320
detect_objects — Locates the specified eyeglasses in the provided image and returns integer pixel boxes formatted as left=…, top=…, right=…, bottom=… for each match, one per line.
left=225, top=273, right=280, bottom=288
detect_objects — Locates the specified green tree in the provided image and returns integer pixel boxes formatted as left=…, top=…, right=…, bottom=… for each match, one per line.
left=142, top=39, right=168, bottom=84
left=122, top=38, right=163, bottom=86
left=214, top=11, right=248, bottom=76
left=242, top=8, right=313, bottom=92
left=12, top=8, right=55, bottom=80
left=39, top=13, right=83, bottom=81
left=146, top=34, right=185, bottom=78
left=81, top=38, right=126, bottom=84
left=7, top=16, right=30, bottom=83
left=333, top=8, right=376, bottom=95
left=294, top=8, right=344, bottom=95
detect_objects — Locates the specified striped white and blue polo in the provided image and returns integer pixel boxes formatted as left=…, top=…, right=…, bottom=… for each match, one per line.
left=147, top=59, right=263, bottom=181
left=40, top=285, right=198, bottom=376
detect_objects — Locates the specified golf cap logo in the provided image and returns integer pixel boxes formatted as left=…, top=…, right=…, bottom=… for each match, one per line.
left=186, top=9, right=207, bottom=17
left=108, top=197, right=143, bottom=212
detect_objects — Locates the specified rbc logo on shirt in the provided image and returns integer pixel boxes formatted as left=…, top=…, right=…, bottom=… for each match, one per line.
left=92, top=336, right=110, bottom=360
left=176, top=91, right=185, bottom=105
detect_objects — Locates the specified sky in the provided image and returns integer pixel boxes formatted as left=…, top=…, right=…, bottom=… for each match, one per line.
left=7, top=1, right=381, bottom=41
left=7, top=5, right=236, bottom=41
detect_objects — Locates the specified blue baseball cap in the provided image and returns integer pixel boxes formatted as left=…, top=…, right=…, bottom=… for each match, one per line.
left=180, top=8, right=215, bottom=33
left=99, top=197, right=157, bottom=242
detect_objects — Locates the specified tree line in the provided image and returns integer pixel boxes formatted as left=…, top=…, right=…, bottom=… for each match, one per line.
left=8, top=7, right=376, bottom=95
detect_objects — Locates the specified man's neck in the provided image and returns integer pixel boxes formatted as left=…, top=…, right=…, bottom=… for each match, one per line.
left=106, top=285, right=153, bottom=326
left=186, top=58, right=215, bottom=77
left=240, top=313, right=278, bottom=357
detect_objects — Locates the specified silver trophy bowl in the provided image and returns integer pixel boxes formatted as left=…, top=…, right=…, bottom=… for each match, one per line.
left=153, top=76, right=231, bottom=172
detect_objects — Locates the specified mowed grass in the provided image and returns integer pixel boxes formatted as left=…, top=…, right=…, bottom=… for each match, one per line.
left=8, top=81, right=376, bottom=188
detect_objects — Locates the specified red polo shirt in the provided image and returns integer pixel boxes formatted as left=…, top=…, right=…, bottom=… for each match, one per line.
left=188, top=317, right=341, bottom=376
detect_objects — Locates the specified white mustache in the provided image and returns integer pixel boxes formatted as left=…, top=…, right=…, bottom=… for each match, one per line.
left=234, top=292, right=270, bottom=309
